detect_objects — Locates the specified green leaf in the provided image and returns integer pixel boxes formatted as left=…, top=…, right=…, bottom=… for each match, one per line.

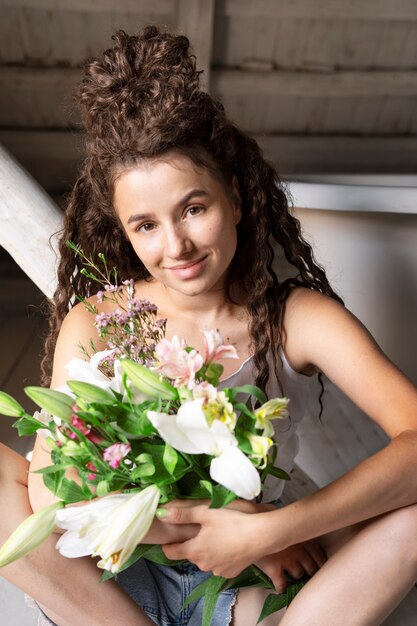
left=163, top=443, right=178, bottom=475
left=13, top=415, right=48, bottom=436
left=130, top=453, right=155, bottom=480
left=257, top=592, right=288, bottom=623
left=67, top=381, right=116, bottom=405
left=181, top=574, right=226, bottom=626
left=209, top=485, right=237, bottom=509
left=233, top=402, right=256, bottom=420
left=265, top=466, right=291, bottom=481
left=33, top=463, right=73, bottom=475
left=24, top=387, right=73, bottom=421
left=138, top=442, right=188, bottom=483
left=116, top=411, right=154, bottom=437
left=256, top=576, right=309, bottom=623
left=143, top=544, right=184, bottom=566
left=230, top=385, right=267, bottom=405
left=0, top=391, right=26, bottom=417
left=198, top=480, right=213, bottom=496
left=43, top=473, right=92, bottom=503
left=222, top=565, right=273, bottom=591
left=182, top=574, right=226, bottom=614
left=204, top=362, right=223, bottom=385
left=286, top=577, right=308, bottom=604
left=96, top=480, right=110, bottom=497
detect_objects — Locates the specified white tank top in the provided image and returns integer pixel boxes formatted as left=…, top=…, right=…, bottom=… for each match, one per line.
left=220, top=350, right=315, bottom=502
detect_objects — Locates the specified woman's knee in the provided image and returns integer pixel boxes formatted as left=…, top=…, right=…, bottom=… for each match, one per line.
left=0, top=443, right=29, bottom=485
left=376, top=503, right=417, bottom=555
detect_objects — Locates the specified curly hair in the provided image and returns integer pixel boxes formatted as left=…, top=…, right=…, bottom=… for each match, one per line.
left=41, top=25, right=342, bottom=393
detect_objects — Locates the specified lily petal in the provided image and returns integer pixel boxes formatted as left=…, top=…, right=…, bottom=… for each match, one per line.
left=147, top=411, right=201, bottom=454
left=210, top=447, right=261, bottom=500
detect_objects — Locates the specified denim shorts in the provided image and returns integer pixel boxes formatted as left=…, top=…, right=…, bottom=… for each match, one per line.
left=35, top=558, right=237, bottom=626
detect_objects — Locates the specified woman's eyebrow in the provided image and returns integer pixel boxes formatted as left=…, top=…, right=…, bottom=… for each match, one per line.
left=127, top=189, right=208, bottom=224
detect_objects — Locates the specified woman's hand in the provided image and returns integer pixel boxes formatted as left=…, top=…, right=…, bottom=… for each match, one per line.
left=159, top=503, right=277, bottom=577
left=254, top=540, right=327, bottom=593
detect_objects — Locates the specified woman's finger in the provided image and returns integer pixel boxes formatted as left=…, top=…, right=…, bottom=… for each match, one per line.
left=304, top=539, right=327, bottom=568
left=156, top=504, right=207, bottom=525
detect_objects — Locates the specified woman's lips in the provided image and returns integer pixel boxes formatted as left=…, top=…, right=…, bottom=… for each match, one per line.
left=167, top=256, right=207, bottom=279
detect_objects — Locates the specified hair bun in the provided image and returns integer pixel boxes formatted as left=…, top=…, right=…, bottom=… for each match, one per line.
left=77, top=26, right=202, bottom=135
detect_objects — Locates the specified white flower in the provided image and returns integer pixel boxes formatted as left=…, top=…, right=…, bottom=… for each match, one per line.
left=247, top=433, right=273, bottom=468
left=33, top=408, right=60, bottom=439
left=254, top=398, right=290, bottom=437
left=0, top=502, right=64, bottom=567
left=56, top=486, right=160, bottom=573
left=148, top=399, right=261, bottom=500
left=64, top=350, right=118, bottom=392
left=203, top=330, right=238, bottom=363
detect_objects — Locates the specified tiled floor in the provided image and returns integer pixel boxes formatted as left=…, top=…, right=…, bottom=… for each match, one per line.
left=1, top=249, right=416, bottom=625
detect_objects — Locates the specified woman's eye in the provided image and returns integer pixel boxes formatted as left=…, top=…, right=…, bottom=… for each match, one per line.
left=186, top=205, right=204, bottom=217
left=138, top=222, right=156, bottom=233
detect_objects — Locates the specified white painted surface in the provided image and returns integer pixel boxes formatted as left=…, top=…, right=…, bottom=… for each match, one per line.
left=287, top=176, right=417, bottom=486
left=0, top=143, right=62, bottom=298
left=289, top=179, right=417, bottom=215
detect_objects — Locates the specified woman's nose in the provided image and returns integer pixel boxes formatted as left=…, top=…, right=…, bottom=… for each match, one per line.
left=164, top=225, right=192, bottom=258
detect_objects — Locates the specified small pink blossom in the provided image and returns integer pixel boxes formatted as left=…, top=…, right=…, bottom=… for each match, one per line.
left=203, top=330, right=238, bottom=364
left=103, top=443, right=131, bottom=469
left=87, top=431, right=105, bottom=445
left=71, top=414, right=92, bottom=436
left=86, top=461, right=98, bottom=481
left=154, top=336, right=204, bottom=389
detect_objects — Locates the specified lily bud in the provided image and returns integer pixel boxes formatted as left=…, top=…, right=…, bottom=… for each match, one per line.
left=121, top=360, right=177, bottom=400
left=0, top=501, right=64, bottom=567
left=0, top=391, right=25, bottom=418
left=25, top=387, right=73, bottom=421
left=67, top=381, right=116, bottom=405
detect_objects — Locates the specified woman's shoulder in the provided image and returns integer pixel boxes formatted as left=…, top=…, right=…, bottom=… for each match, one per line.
left=282, top=286, right=348, bottom=374
left=283, top=286, right=344, bottom=331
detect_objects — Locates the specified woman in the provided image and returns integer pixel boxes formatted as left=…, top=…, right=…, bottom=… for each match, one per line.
left=17, top=25, right=417, bottom=625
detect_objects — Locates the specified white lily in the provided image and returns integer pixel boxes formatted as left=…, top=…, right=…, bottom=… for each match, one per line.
left=63, top=349, right=118, bottom=392
left=148, top=399, right=261, bottom=499
left=56, top=486, right=160, bottom=573
left=0, top=501, right=64, bottom=567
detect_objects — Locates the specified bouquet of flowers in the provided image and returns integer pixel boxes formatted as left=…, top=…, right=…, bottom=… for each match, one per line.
left=0, top=245, right=305, bottom=625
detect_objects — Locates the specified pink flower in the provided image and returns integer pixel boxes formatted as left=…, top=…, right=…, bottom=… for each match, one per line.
left=86, top=461, right=98, bottom=481
left=87, top=431, right=105, bottom=445
left=154, top=336, right=204, bottom=389
left=203, top=330, right=238, bottom=364
left=103, top=443, right=131, bottom=469
left=71, top=414, right=91, bottom=436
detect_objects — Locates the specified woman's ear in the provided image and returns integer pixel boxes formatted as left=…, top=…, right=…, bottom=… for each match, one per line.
left=231, top=175, right=242, bottom=224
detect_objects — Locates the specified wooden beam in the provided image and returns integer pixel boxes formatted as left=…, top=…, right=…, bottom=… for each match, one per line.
left=176, top=0, right=215, bottom=91
left=212, top=69, right=417, bottom=97
left=3, top=66, right=417, bottom=128
left=0, top=67, right=417, bottom=132
left=219, top=0, right=417, bottom=21
left=2, top=130, right=416, bottom=190
left=1, top=0, right=175, bottom=14
left=256, top=135, right=417, bottom=175
left=0, top=143, right=63, bottom=298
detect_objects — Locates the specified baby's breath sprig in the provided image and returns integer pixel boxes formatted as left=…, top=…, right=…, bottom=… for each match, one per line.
left=66, top=241, right=167, bottom=374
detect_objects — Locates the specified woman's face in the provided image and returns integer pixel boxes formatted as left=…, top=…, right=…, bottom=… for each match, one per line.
left=113, top=151, right=241, bottom=297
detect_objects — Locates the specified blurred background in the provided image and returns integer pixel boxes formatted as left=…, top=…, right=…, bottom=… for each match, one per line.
left=0, top=1, right=416, bottom=623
